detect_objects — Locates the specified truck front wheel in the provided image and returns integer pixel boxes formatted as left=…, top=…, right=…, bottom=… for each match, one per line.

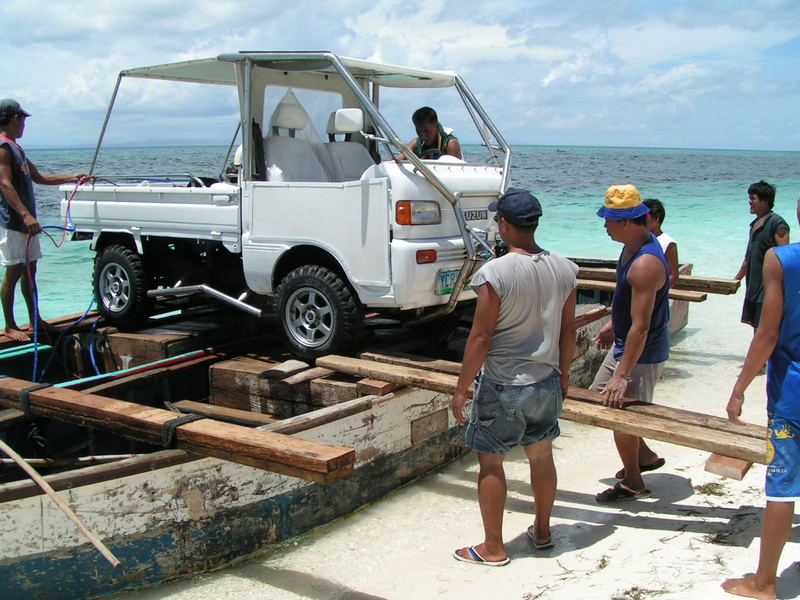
left=276, top=265, right=363, bottom=359
left=93, top=245, right=151, bottom=326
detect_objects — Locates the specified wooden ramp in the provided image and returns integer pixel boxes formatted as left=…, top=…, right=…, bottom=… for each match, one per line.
left=317, top=354, right=768, bottom=465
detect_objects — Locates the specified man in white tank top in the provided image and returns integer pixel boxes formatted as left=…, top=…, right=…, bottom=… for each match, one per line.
left=451, top=188, right=578, bottom=566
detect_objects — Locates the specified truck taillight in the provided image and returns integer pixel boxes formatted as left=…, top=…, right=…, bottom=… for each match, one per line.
left=416, top=250, right=437, bottom=264
left=395, top=201, right=441, bottom=225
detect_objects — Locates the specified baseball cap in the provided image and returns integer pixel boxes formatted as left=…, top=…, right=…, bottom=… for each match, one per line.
left=596, top=184, right=649, bottom=220
left=0, top=99, right=31, bottom=119
left=488, top=187, right=543, bottom=226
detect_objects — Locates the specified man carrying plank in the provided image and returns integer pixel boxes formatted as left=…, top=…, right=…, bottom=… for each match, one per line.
left=592, top=184, right=670, bottom=502
left=722, top=199, right=800, bottom=600
left=450, top=188, right=577, bottom=565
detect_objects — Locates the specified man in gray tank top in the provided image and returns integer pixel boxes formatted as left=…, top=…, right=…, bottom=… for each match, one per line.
left=451, top=188, right=578, bottom=566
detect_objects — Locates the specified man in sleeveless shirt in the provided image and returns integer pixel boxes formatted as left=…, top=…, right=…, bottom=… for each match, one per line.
left=0, top=99, right=86, bottom=341
left=723, top=199, right=800, bottom=599
left=451, top=188, right=577, bottom=565
left=406, top=106, right=462, bottom=160
left=734, top=180, right=789, bottom=329
left=592, top=184, right=671, bottom=502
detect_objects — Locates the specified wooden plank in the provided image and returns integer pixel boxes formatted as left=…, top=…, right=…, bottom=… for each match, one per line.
left=260, top=360, right=310, bottom=380
left=357, top=378, right=401, bottom=396
left=280, top=366, right=335, bottom=386
left=317, top=355, right=463, bottom=395
left=320, top=354, right=766, bottom=463
left=561, top=399, right=767, bottom=464
left=359, top=351, right=462, bottom=375
left=0, top=377, right=354, bottom=484
left=172, top=400, right=279, bottom=427
left=310, top=378, right=359, bottom=406
left=576, top=279, right=707, bottom=302
left=578, top=267, right=740, bottom=295
left=705, top=454, right=753, bottom=480
left=0, top=408, right=25, bottom=427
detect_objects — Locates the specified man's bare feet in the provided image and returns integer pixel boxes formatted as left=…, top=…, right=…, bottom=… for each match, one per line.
left=721, top=576, right=776, bottom=599
left=4, top=327, right=30, bottom=342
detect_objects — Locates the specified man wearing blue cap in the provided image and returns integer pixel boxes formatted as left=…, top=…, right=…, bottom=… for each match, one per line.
left=451, top=187, right=577, bottom=566
left=0, top=98, right=87, bottom=341
left=592, top=184, right=670, bottom=502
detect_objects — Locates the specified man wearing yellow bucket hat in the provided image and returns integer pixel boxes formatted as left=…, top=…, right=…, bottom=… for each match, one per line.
left=591, top=184, right=671, bottom=502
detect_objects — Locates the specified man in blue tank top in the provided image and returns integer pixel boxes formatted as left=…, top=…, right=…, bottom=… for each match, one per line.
left=723, top=199, right=800, bottom=600
left=0, top=99, right=86, bottom=341
left=591, top=184, right=671, bottom=502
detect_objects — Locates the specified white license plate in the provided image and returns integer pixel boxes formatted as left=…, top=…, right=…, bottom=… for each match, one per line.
left=435, top=269, right=462, bottom=295
left=463, top=209, right=488, bottom=221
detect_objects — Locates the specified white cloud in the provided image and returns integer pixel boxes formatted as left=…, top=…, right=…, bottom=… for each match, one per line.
left=1, top=0, right=798, bottom=150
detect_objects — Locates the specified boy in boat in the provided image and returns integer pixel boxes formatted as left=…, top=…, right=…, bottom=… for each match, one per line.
left=723, top=198, right=800, bottom=600
left=451, top=188, right=577, bottom=565
left=592, top=184, right=670, bottom=502
left=734, top=180, right=789, bottom=330
left=0, top=99, right=86, bottom=341
left=406, top=106, right=462, bottom=160
left=643, top=198, right=679, bottom=287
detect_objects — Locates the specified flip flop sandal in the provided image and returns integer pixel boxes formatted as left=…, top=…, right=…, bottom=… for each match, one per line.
left=596, top=481, right=651, bottom=503
left=526, top=525, right=554, bottom=550
left=615, top=457, right=665, bottom=479
left=452, top=546, right=510, bottom=567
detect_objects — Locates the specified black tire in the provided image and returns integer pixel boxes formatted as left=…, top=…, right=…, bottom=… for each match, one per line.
left=93, top=245, right=151, bottom=326
left=276, top=265, right=363, bottom=359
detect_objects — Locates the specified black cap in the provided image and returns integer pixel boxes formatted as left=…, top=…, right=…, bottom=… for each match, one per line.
left=0, top=99, right=30, bottom=119
left=488, top=187, right=543, bottom=226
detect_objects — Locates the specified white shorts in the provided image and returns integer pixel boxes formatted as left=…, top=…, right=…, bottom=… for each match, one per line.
left=0, top=227, right=42, bottom=267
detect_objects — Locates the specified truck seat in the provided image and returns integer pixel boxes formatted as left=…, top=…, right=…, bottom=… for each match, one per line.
left=264, top=103, right=330, bottom=182
left=324, top=111, right=375, bottom=181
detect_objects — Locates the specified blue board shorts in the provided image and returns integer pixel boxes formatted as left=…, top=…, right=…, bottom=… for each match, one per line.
left=465, top=371, right=562, bottom=455
left=766, top=414, right=800, bottom=502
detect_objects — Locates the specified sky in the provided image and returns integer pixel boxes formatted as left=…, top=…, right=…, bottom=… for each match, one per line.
left=2, top=0, right=799, bottom=151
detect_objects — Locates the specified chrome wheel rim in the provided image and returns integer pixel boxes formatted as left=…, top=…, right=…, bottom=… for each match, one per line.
left=284, top=286, right=333, bottom=348
left=99, top=262, right=131, bottom=313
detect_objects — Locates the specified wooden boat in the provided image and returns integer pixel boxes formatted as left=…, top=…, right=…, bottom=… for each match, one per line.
left=0, top=263, right=738, bottom=599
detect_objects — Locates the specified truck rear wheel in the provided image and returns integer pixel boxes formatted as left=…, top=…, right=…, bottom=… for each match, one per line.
left=93, top=245, right=151, bottom=326
left=276, top=265, right=363, bottom=359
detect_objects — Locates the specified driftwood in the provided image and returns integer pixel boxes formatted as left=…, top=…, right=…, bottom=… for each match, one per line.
left=576, top=279, right=708, bottom=302
left=0, top=377, right=354, bottom=484
left=578, top=267, right=740, bottom=295
left=317, top=354, right=768, bottom=464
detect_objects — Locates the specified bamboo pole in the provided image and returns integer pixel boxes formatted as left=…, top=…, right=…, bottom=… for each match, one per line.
left=0, top=438, right=123, bottom=569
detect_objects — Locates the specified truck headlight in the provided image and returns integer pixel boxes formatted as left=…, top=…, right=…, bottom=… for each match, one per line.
left=395, top=201, right=441, bottom=225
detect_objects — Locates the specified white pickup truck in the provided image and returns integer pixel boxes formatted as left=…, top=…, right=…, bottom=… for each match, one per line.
left=63, top=51, right=510, bottom=357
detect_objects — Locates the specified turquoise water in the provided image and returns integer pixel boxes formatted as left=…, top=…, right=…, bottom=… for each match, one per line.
left=17, top=144, right=800, bottom=324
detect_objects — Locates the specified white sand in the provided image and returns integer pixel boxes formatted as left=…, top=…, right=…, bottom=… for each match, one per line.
left=119, top=294, right=800, bottom=600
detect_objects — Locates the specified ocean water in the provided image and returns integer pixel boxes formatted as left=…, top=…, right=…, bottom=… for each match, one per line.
left=18, top=144, right=800, bottom=323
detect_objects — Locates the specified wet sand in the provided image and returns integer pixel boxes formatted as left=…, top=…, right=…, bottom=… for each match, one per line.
left=117, top=293, right=800, bottom=600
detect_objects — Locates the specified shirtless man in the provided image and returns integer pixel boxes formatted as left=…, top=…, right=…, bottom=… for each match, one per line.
left=0, top=99, right=86, bottom=341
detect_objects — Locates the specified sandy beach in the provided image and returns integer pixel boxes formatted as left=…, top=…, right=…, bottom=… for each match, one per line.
left=115, top=292, right=800, bottom=600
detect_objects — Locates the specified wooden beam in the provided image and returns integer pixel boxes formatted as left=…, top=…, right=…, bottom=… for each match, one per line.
left=319, top=354, right=767, bottom=463
left=357, top=378, right=401, bottom=396
left=576, top=279, right=707, bottom=302
left=561, top=400, right=767, bottom=464
left=0, top=377, right=354, bottom=484
left=171, top=400, right=279, bottom=427
left=578, top=267, right=740, bottom=295
left=705, top=454, right=753, bottom=480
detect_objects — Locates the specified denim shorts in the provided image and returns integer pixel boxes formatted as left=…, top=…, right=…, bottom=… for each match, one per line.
left=465, top=372, right=563, bottom=455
